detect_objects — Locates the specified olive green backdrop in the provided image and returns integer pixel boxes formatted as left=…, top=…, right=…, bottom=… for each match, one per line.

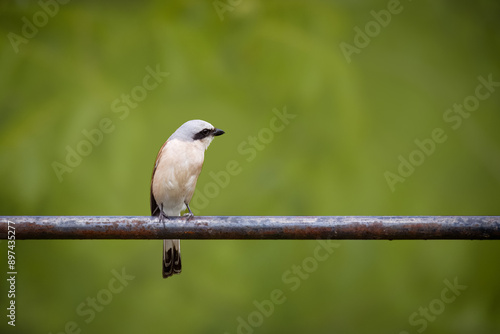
left=1, top=0, right=499, bottom=333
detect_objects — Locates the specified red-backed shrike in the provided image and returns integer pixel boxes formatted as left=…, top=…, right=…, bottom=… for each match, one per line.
left=150, top=120, right=224, bottom=278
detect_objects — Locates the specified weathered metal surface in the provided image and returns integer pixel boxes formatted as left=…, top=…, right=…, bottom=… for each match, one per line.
left=1, top=216, right=499, bottom=240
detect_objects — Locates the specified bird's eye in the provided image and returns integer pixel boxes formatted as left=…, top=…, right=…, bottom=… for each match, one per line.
left=201, top=129, right=211, bottom=136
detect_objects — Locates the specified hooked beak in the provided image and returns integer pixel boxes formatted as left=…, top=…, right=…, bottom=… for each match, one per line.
left=213, top=128, right=225, bottom=136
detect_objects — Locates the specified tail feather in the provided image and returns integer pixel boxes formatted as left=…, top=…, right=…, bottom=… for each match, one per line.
left=163, top=239, right=182, bottom=278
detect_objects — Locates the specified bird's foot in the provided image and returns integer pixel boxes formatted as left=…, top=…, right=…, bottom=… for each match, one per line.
left=159, top=210, right=169, bottom=225
left=183, top=202, right=194, bottom=221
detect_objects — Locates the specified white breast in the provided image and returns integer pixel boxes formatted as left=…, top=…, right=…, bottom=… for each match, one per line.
left=152, top=139, right=205, bottom=216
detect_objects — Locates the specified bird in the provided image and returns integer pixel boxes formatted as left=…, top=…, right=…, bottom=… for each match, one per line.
left=150, top=120, right=225, bottom=278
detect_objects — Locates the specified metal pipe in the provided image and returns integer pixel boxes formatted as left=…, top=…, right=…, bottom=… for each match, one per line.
left=1, top=216, right=499, bottom=240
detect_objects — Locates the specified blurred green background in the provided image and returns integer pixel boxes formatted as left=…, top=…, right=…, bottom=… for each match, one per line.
left=1, top=0, right=500, bottom=333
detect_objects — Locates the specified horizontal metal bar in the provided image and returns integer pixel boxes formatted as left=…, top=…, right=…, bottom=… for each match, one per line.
left=1, top=216, right=499, bottom=240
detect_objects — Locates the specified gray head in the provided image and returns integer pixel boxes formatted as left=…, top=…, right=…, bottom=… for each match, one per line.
left=169, top=119, right=224, bottom=148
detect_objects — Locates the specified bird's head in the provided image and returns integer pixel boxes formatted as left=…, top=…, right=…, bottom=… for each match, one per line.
left=170, top=119, right=224, bottom=150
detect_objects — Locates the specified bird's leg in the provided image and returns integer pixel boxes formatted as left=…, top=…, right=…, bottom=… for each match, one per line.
left=159, top=204, right=169, bottom=227
left=183, top=202, right=194, bottom=220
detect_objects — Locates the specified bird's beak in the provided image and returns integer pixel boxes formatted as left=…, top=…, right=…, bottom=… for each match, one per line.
left=213, top=128, right=225, bottom=136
